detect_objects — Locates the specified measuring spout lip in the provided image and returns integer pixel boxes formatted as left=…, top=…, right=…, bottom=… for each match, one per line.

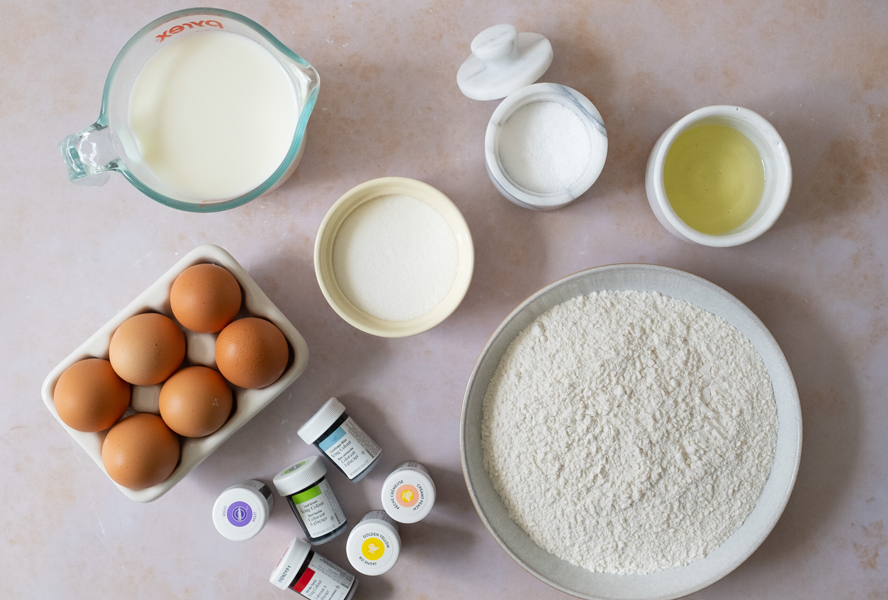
left=59, top=123, right=117, bottom=186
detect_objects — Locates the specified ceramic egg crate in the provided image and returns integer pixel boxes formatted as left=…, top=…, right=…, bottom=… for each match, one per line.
left=41, top=245, right=309, bottom=502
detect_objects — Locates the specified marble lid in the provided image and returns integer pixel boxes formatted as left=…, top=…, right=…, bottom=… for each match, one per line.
left=457, top=24, right=553, bottom=101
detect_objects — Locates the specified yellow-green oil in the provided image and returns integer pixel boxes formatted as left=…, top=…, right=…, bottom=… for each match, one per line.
left=663, top=124, right=765, bottom=235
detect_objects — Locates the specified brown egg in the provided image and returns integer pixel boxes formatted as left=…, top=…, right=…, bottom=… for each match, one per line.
left=54, top=358, right=130, bottom=432
left=159, top=366, right=233, bottom=437
left=170, top=263, right=242, bottom=333
left=109, top=313, right=186, bottom=386
left=215, top=317, right=289, bottom=388
left=101, top=413, right=180, bottom=490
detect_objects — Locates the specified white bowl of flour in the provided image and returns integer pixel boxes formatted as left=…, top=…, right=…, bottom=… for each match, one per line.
left=460, top=264, right=801, bottom=600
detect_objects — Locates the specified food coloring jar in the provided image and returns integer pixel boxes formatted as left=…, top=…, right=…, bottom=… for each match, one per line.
left=273, top=456, right=348, bottom=544
left=212, top=479, right=274, bottom=541
left=270, top=537, right=358, bottom=600
left=345, top=510, right=401, bottom=576
left=298, top=397, right=382, bottom=482
left=381, top=461, right=437, bottom=524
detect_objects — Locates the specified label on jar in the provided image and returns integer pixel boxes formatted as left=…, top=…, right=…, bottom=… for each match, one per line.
left=354, top=527, right=396, bottom=570
left=318, top=416, right=381, bottom=479
left=387, top=478, right=428, bottom=513
left=382, top=464, right=433, bottom=522
left=226, top=501, right=254, bottom=528
left=291, top=553, right=355, bottom=600
left=283, top=461, right=307, bottom=475
left=291, top=479, right=346, bottom=538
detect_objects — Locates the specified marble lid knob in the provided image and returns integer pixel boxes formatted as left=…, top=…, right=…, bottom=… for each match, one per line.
left=457, top=24, right=554, bottom=101
left=471, top=24, right=519, bottom=62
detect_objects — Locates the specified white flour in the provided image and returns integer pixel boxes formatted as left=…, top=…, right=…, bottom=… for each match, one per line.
left=481, top=291, right=778, bottom=574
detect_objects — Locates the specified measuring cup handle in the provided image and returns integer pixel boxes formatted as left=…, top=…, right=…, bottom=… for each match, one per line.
left=59, top=123, right=119, bottom=186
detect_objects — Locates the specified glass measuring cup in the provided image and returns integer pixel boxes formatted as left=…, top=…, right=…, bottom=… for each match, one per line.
left=60, top=8, right=320, bottom=212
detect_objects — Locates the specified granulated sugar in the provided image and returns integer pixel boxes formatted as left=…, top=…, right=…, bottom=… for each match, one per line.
left=333, top=195, right=458, bottom=321
left=481, top=291, right=778, bottom=574
left=497, top=101, right=592, bottom=194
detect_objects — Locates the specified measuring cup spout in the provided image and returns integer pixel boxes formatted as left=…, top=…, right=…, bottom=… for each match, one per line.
left=59, top=123, right=119, bottom=186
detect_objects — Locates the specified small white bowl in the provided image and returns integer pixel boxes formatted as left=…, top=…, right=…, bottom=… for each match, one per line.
left=41, top=245, right=310, bottom=503
left=486, top=83, right=608, bottom=211
left=461, top=264, right=802, bottom=600
left=645, top=105, right=791, bottom=247
left=314, top=177, right=474, bottom=338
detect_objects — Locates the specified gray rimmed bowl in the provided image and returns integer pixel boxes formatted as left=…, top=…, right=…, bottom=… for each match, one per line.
left=459, top=264, right=802, bottom=600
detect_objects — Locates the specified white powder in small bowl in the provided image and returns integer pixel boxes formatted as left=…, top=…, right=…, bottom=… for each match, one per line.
left=498, top=101, right=593, bottom=194
left=332, top=195, right=459, bottom=322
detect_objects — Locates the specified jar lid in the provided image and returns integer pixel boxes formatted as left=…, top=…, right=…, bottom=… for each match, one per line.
left=298, top=397, right=346, bottom=444
left=273, top=456, right=328, bottom=496
left=381, top=462, right=436, bottom=524
left=346, top=511, right=401, bottom=576
left=270, top=537, right=312, bottom=590
left=457, top=24, right=553, bottom=101
left=212, top=482, right=272, bottom=541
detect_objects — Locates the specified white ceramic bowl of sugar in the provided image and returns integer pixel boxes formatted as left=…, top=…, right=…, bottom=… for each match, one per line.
left=486, top=83, right=608, bottom=211
left=460, top=264, right=802, bottom=600
left=314, top=177, right=474, bottom=338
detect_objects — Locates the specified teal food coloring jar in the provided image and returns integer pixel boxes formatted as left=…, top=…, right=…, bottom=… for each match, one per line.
left=297, top=397, right=382, bottom=482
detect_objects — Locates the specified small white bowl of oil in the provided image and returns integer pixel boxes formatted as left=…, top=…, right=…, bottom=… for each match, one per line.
left=645, top=105, right=791, bottom=247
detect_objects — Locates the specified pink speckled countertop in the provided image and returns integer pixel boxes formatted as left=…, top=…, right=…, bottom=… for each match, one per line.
left=2, top=1, right=886, bottom=599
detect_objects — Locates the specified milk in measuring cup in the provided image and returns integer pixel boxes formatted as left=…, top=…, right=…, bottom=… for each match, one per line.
left=129, top=30, right=299, bottom=201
